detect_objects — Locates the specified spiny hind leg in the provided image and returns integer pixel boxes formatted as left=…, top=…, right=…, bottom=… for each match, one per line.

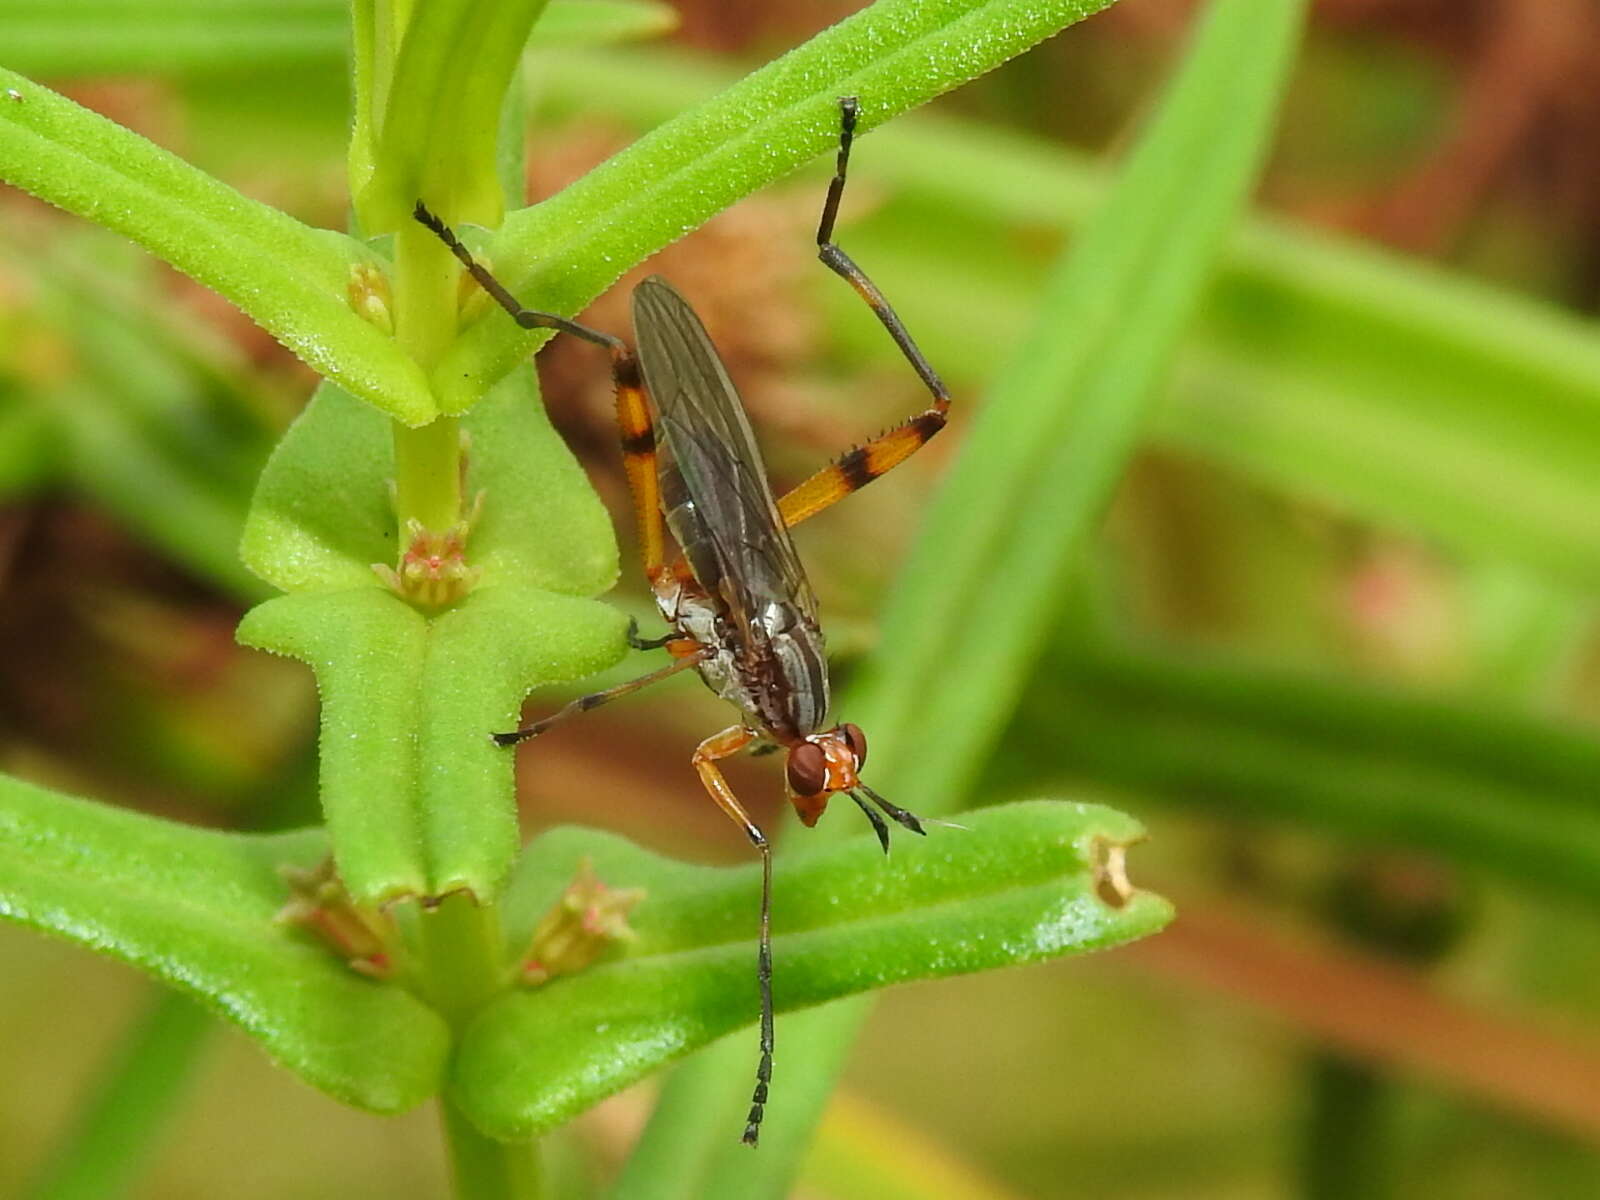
left=777, top=98, right=952, bottom=529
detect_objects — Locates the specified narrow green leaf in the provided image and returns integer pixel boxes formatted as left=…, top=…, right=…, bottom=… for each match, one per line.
left=454, top=801, right=1168, bottom=1140
left=0, top=69, right=435, bottom=424
left=0, top=0, right=677, bottom=77
left=0, top=774, right=450, bottom=1112
left=432, top=0, right=1120, bottom=412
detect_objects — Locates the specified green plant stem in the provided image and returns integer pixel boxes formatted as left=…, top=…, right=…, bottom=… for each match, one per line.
left=413, top=890, right=506, bottom=1022
left=393, top=412, right=463, bottom=531
left=26, top=990, right=212, bottom=1200
left=441, top=1097, right=542, bottom=1200
left=1301, top=1054, right=1391, bottom=1200
left=392, top=217, right=462, bottom=529
left=414, top=893, right=538, bottom=1199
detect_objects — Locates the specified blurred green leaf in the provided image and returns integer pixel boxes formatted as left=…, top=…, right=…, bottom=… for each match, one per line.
left=996, top=628, right=1600, bottom=910
left=456, top=801, right=1168, bottom=1140
left=432, top=0, right=1121, bottom=412
left=0, top=0, right=678, bottom=76
left=25, top=991, right=212, bottom=1200
left=0, top=773, right=450, bottom=1112
left=238, top=371, right=625, bottom=903
left=0, top=68, right=435, bottom=424
left=0, top=393, right=57, bottom=500
left=2, top=233, right=276, bottom=597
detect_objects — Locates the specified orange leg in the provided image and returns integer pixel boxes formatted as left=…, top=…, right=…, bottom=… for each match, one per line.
left=776, top=97, right=952, bottom=529
left=414, top=202, right=669, bottom=577
left=691, top=724, right=774, bottom=1146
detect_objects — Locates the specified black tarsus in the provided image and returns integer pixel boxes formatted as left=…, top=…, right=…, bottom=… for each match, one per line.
left=742, top=828, right=775, bottom=1146
left=490, top=649, right=708, bottom=747
left=412, top=200, right=626, bottom=358
left=625, top=616, right=684, bottom=652
left=813, top=100, right=950, bottom=409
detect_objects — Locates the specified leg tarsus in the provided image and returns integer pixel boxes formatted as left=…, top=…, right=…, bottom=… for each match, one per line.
left=742, top=841, right=774, bottom=1146
left=626, top=616, right=683, bottom=652
left=492, top=649, right=708, bottom=747
left=412, top=202, right=624, bottom=354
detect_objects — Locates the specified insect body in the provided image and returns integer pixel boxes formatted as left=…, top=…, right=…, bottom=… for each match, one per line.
left=416, top=97, right=951, bottom=1146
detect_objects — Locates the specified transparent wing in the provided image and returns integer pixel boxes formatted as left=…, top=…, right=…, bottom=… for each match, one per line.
left=631, top=276, right=817, bottom=626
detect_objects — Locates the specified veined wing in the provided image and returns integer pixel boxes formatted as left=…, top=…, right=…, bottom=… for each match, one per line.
left=631, top=276, right=817, bottom=626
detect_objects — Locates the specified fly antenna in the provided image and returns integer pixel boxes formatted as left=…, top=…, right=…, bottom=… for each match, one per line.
left=847, top=791, right=892, bottom=854
left=858, top=784, right=927, bottom=837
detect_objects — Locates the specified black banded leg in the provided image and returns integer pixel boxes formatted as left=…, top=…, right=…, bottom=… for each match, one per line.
left=492, top=648, right=708, bottom=746
left=775, top=98, right=954, bottom=530
left=690, top=725, right=774, bottom=1146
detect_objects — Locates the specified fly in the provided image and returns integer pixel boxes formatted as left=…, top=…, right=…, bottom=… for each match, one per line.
left=416, top=96, right=952, bottom=1146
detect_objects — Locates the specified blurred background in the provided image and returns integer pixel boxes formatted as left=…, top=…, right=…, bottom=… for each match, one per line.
left=5, top=0, right=1600, bottom=1196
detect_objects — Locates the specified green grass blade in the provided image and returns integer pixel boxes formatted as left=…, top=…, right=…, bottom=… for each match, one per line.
left=0, top=69, right=435, bottom=424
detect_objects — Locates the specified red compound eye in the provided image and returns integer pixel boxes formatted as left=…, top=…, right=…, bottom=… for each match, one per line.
left=841, top=723, right=867, bottom=769
left=786, top=742, right=828, bottom=796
